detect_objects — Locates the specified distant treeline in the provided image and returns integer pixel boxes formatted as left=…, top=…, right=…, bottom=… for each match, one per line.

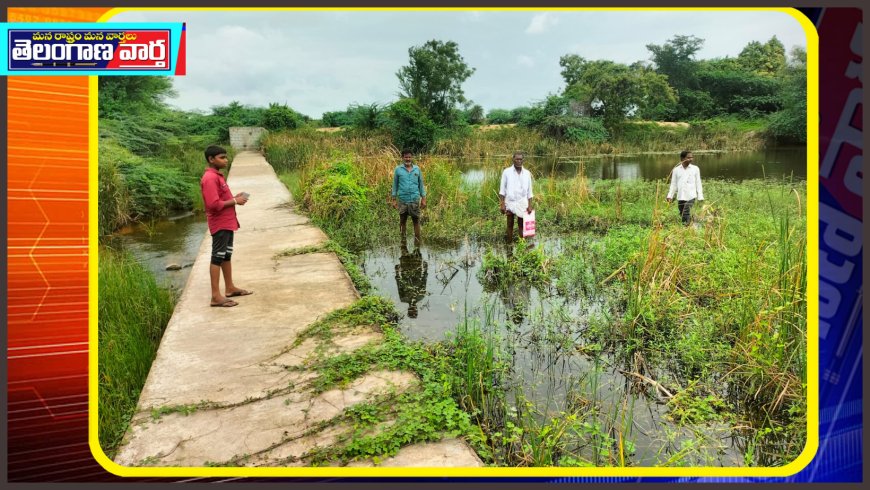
left=97, top=34, right=805, bottom=233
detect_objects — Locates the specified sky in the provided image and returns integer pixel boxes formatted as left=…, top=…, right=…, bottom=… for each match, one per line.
left=110, top=9, right=810, bottom=119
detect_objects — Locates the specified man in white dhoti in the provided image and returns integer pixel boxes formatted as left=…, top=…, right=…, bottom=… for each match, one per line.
left=498, top=151, right=534, bottom=241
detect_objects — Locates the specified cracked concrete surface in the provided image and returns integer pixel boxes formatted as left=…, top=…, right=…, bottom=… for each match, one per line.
left=112, top=152, right=481, bottom=468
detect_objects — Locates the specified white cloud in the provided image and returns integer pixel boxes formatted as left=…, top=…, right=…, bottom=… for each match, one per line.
left=517, top=55, right=535, bottom=67
left=526, top=12, right=559, bottom=34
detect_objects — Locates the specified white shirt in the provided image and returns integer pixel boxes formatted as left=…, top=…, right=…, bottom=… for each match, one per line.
left=499, top=166, right=534, bottom=216
left=667, top=163, right=703, bottom=202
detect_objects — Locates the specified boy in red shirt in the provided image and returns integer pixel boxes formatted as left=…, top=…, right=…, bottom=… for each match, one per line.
left=201, top=146, right=252, bottom=307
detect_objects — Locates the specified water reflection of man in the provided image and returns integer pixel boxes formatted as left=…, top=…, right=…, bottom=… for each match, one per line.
left=500, top=280, right=531, bottom=326
left=395, top=242, right=428, bottom=318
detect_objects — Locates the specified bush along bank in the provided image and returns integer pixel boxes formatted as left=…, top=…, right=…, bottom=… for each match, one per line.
left=98, top=137, right=238, bottom=237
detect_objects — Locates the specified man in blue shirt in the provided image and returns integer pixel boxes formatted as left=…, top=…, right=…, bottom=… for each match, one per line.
left=391, top=149, right=427, bottom=243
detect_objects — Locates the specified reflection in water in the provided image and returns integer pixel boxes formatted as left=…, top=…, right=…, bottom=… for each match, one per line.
left=394, top=242, right=429, bottom=318
left=364, top=237, right=756, bottom=465
left=498, top=281, right=532, bottom=325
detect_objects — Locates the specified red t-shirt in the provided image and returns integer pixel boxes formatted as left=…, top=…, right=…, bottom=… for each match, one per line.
left=200, top=167, right=240, bottom=235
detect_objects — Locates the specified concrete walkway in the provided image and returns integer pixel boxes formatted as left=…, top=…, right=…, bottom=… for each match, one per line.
left=113, top=151, right=481, bottom=468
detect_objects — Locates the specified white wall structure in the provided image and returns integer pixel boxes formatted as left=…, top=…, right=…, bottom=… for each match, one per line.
left=229, top=127, right=267, bottom=150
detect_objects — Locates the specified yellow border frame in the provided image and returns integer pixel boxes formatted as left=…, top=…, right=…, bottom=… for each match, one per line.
left=88, top=6, right=820, bottom=478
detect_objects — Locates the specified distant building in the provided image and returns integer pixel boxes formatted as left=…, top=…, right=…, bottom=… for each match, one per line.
left=229, top=127, right=267, bottom=150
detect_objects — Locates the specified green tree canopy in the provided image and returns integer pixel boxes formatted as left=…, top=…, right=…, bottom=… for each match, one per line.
left=98, top=77, right=175, bottom=118
left=486, top=108, right=512, bottom=124
left=559, top=55, right=676, bottom=129
left=737, top=37, right=787, bottom=77
left=646, top=35, right=704, bottom=92
left=322, top=109, right=354, bottom=127
left=396, top=40, right=475, bottom=126
left=383, top=98, right=438, bottom=153
left=207, top=101, right=267, bottom=142
left=464, top=104, right=485, bottom=125
left=768, top=46, right=807, bottom=142
left=262, top=103, right=302, bottom=131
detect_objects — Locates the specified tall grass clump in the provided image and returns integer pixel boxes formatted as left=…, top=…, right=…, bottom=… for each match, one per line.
left=729, top=185, right=807, bottom=432
left=294, top=156, right=393, bottom=249
left=479, top=240, right=554, bottom=289
left=98, top=143, right=133, bottom=236
left=442, top=311, right=509, bottom=435
left=98, top=247, right=176, bottom=458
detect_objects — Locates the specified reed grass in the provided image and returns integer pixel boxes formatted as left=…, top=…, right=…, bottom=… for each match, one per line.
left=98, top=247, right=176, bottom=458
left=266, top=127, right=807, bottom=467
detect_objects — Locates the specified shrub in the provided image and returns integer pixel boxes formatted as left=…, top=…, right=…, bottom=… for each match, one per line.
left=486, top=108, right=512, bottom=124
left=305, top=160, right=369, bottom=222
left=351, top=103, right=384, bottom=131
left=262, top=103, right=303, bottom=131
left=120, top=162, right=198, bottom=221
left=383, top=98, right=438, bottom=153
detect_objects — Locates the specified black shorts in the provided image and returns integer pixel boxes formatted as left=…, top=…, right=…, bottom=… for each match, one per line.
left=211, top=230, right=234, bottom=265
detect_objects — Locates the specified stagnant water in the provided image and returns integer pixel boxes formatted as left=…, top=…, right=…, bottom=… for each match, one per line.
left=116, top=147, right=806, bottom=466
left=361, top=238, right=752, bottom=466
left=462, top=146, right=806, bottom=184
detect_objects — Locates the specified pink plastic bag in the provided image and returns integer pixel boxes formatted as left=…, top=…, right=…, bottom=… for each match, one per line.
left=522, top=210, right=536, bottom=238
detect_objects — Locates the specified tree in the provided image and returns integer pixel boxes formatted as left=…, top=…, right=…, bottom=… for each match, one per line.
left=322, top=110, right=354, bottom=127
left=737, top=37, right=786, bottom=77
left=383, top=98, right=438, bottom=153
left=207, top=101, right=267, bottom=142
left=396, top=40, right=475, bottom=126
left=768, top=46, right=807, bottom=142
left=211, top=101, right=266, bottom=126
left=646, top=35, right=704, bottom=92
left=98, top=77, right=175, bottom=118
left=465, top=104, right=485, bottom=125
left=697, top=66, right=781, bottom=117
left=350, top=103, right=383, bottom=131
left=559, top=54, right=587, bottom=88
left=486, top=109, right=512, bottom=124
left=261, top=103, right=302, bottom=131
left=646, top=35, right=706, bottom=119
left=559, top=56, right=676, bottom=129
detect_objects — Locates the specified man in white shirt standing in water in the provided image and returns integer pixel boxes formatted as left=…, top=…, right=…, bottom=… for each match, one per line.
left=499, top=151, right=534, bottom=241
left=666, top=150, right=704, bottom=225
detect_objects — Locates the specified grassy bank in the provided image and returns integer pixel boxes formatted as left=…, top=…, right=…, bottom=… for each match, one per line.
left=271, top=144, right=803, bottom=252
left=98, top=137, right=236, bottom=236
left=264, top=119, right=766, bottom=174
left=268, top=127, right=807, bottom=466
left=98, top=247, right=177, bottom=458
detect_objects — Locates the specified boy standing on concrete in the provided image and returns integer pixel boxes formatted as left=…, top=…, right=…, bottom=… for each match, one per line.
left=201, top=145, right=252, bottom=307
left=391, top=149, right=427, bottom=243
